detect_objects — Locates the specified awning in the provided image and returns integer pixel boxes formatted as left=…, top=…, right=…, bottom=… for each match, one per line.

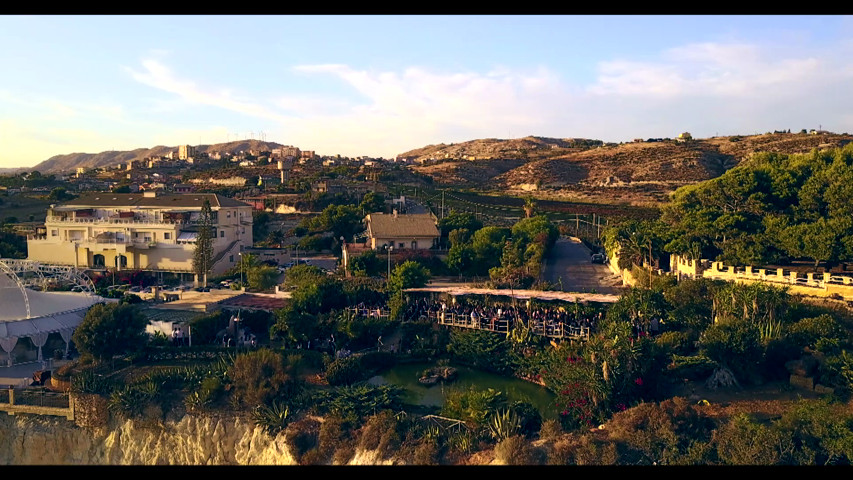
left=404, top=287, right=620, bottom=304
left=0, top=307, right=88, bottom=339
left=177, top=232, right=198, bottom=241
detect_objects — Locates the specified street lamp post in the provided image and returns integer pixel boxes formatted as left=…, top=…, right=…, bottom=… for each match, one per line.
left=340, top=236, right=347, bottom=277
left=238, top=252, right=243, bottom=287
left=387, top=245, right=394, bottom=279
left=648, top=239, right=653, bottom=288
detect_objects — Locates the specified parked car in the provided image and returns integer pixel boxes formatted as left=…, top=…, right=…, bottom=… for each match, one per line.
left=591, top=253, right=606, bottom=264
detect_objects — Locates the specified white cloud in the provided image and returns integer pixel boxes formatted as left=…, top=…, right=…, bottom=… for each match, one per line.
left=287, top=64, right=572, bottom=156
left=125, top=59, right=289, bottom=123
left=589, top=42, right=839, bottom=99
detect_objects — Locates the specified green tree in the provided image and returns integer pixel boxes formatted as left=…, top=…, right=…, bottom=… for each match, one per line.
left=348, top=250, right=384, bottom=277
left=304, top=204, right=363, bottom=242
left=387, top=260, right=430, bottom=294
left=48, top=187, right=72, bottom=202
left=71, top=303, right=149, bottom=362
left=359, top=192, right=386, bottom=214
left=247, top=264, right=279, bottom=291
left=192, top=198, right=215, bottom=287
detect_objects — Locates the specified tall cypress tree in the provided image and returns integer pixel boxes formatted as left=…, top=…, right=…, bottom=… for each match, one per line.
left=193, top=198, right=215, bottom=287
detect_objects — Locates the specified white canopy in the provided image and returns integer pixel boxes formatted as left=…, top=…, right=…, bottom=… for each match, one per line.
left=404, top=286, right=620, bottom=304
left=0, top=307, right=89, bottom=338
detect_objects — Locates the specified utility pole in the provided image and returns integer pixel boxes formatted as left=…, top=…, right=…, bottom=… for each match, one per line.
left=648, top=239, right=653, bottom=288
left=442, top=191, right=445, bottom=219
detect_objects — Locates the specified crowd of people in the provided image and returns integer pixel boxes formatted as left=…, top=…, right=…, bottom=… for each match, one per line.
left=399, top=297, right=606, bottom=339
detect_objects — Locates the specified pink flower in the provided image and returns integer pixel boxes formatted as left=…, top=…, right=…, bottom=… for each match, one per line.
left=634, top=377, right=644, bottom=386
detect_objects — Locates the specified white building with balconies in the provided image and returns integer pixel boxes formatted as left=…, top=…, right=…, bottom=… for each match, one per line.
left=27, top=191, right=253, bottom=279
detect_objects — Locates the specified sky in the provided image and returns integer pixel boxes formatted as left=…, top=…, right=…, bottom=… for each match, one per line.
left=2, top=14, right=853, bottom=170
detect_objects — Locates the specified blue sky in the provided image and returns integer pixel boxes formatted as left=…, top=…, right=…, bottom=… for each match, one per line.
left=2, top=15, right=852, bottom=169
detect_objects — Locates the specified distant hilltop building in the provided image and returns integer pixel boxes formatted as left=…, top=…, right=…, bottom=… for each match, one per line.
left=178, top=145, right=196, bottom=160
left=676, top=132, right=693, bottom=142
left=272, top=146, right=300, bottom=159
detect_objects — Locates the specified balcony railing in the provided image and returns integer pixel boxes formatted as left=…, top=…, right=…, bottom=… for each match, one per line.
left=46, top=216, right=204, bottom=226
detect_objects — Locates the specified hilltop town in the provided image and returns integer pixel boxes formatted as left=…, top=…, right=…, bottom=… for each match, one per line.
left=1, top=129, right=853, bottom=465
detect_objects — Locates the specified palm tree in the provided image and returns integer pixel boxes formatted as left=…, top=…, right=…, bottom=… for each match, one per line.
left=523, top=197, right=536, bottom=218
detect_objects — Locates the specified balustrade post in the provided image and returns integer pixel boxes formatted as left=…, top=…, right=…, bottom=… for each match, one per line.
left=8, top=386, right=14, bottom=406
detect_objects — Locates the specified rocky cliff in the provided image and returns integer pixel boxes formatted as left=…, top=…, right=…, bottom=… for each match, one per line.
left=0, top=413, right=299, bottom=465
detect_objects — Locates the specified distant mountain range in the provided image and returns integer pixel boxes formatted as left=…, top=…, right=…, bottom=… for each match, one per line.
left=15, top=132, right=853, bottom=204
left=400, top=133, right=853, bottom=203
left=28, top=140, right=285, bottom=174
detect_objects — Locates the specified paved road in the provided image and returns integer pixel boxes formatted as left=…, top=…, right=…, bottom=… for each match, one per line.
left=543, top=237, right=625, bottom=295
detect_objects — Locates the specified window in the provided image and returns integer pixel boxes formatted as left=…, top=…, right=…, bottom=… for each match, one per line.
left=51, top=229, right=58, bottom=237
left=229, top=255, right=234, bottom=263
left=164, top=232, right=171, bottom=240
left=399, top=242, right=404, bottom=248
left=220, top=230, right=225, bottom=238
left=227, top=211, right=231, bottom=218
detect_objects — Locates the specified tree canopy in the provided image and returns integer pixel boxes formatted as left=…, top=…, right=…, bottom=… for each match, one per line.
left=72, top=303, right=149, bottom=362
left=660, top=144, right=853, bottom=269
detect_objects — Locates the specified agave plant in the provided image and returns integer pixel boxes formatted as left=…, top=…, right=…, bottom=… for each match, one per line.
left=423, top=423, right=442, bottom=441
left=487, top=408, right=521, bottom=441
left=70, top=370, right=115, bottom=395
left=252, top=401, right=294, bottom=436
left=449, top=430, right=475, bottom=454
left=107, top=385, right=150, bottom=419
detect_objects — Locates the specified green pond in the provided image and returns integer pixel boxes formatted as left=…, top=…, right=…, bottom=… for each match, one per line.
left=367, top=361, right=558, bottom=421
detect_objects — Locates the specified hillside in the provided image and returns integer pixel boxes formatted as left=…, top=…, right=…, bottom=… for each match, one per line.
left=407, top=132, right=853, bottom=204
left=31, top=140, right=285, bottom=174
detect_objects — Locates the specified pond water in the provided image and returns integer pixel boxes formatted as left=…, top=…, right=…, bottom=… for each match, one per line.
left=367, top=361, right=558, bottom=420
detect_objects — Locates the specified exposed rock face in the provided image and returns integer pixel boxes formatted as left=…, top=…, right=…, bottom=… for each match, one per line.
left=0, top=413, right=298, bottom=465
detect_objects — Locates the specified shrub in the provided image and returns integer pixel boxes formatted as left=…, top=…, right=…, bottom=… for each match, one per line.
left=332, top=441, right=356, bottom=465
left=818, top=350, right=853, bottom=395
left=285, top=417, right=321, bottom=465
left=357, top=410, right=402, bottom=460
left=698, top=319, right=763, bottom=384
left=317, top=414, right=350, bottom=458
left=773, top=398, right=853, bottom=465
left=194, top=376, right=224, bottom=407
left=411, top=438, right=441, bottom=465
left=549, top=435, right=618, bottom=465
left=667, top=355, right=718, bottom=381
left=228, top=349, right=294, bottom=407
left=712, top=413, right=787, bottom=465
left=312, top=384, right=403, bottom=424
left=494, top=435, right=543, bottom=465
left=538, top=419, right=564, bottom=441
left=510, top=401, right=542, bottom=438
left=655, top=331, right=694, bottom=356
left=299, top=448, right=327, bottom=466
left=786, top=314, right=847, bottom=350
left=605, top=398, right=715, bottom=465
left=441, top=386, right=507, bottom=428
left=324, top=356, right=363, bottom=386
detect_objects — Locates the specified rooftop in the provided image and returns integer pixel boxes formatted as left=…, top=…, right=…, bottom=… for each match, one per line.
left=53, top=193, right=250, bottom=209
left=366, top=213, right=439, bottom=238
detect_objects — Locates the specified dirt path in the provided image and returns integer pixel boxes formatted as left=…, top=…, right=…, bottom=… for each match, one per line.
left=543, top=237, right=624, bottom=294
